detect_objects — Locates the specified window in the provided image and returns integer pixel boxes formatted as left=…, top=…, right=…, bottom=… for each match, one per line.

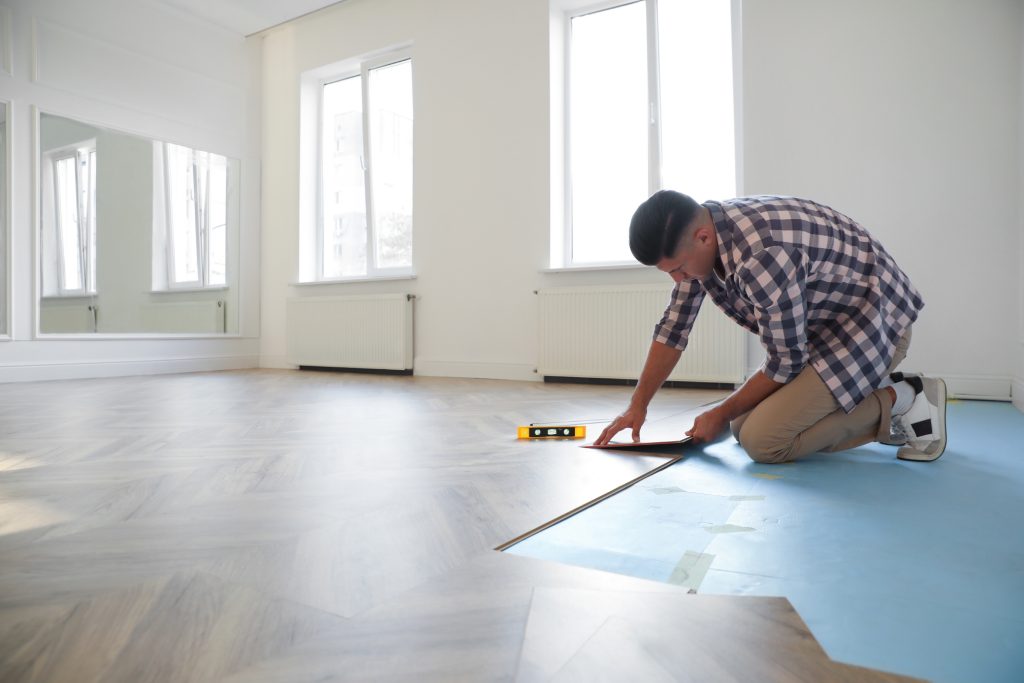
left=309, top=52, right=414, bottom=281
left=558, top=0, right=737, bottom=266
left=48, top=143, right=97, bottom=295
left=160, top=142, right=227, bottom=288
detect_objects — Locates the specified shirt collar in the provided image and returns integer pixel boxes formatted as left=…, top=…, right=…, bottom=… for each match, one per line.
left=703, top=201, right=736, bottom=279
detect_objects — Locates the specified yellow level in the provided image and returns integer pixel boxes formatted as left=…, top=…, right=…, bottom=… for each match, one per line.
left=518, top=425, right=586, bottom=439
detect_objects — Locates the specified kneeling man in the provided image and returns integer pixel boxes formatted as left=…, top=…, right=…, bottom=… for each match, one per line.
left=595, top=192, right=946, bottom=463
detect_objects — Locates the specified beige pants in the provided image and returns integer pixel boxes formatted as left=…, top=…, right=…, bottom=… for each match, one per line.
left=730, top=328, right=912, bottom=464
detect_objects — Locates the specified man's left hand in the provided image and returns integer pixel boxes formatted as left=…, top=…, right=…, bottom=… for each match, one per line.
left=686, top=407, right=730, bottom=444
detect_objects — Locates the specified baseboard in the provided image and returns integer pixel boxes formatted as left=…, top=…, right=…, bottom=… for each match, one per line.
left=0, top=355, right=260, bottom=383
left=259, top=355, right=297, bottom=370
left=413, top=359, right=539, bottom=382
left=1013, top=377, right=1024, bottom=414
left=936, top=374, right=1011, bottom=401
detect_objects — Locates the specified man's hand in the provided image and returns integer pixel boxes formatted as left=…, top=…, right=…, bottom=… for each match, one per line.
left=594, top=406, right=647, bottom=446
left=686, top=406, right=730, bottom=444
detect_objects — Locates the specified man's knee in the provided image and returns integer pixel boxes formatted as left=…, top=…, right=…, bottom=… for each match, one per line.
left=738, top=423, right=795, bottom=464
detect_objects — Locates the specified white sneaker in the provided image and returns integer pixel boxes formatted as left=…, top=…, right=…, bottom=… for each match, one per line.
left=879, top=372, right=915, bottom=446
left=892, top=375, right=948, bottom=462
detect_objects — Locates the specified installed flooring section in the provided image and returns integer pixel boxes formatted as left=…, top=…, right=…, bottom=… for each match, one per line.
left=0, top=370, right=920, bottom=681
left=508, top=401, right=1024, bottom=683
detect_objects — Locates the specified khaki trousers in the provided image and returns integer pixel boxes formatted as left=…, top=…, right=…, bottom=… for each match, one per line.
left=730, top=328, right=913, bottom=464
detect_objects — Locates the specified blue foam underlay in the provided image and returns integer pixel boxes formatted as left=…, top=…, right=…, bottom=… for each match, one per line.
left=506, top=400, right=1024, bottom=682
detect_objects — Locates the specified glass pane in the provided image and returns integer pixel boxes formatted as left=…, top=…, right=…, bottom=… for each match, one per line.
left=165, top=143, right=200, bottom=284
left=570, top=1, right=649, bottom=264
left=368, top=59, right=413, bottom=270
left=207, top=155, right=227, bottom=285
left=659, top=0, right=736, bottom=202
left=322, top=76, right=367, bottom=278
left=86, top=149, right=97, bottom=292
left=54, top=156, right=83, bottom=291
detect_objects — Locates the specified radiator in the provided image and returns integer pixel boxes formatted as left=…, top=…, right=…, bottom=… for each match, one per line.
left=286, top=294, right=414, bottom=371
left=537, top=285, right=746, bottom=384
left=139, top=300, right=225, bottom=333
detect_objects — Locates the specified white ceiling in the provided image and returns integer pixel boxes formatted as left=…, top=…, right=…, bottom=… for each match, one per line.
left=153, top=0, right=348, bottom=36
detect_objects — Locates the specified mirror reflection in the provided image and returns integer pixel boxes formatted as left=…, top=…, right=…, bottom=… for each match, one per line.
left=1, top=102, right=6, bottom=336
left=38, top=113, right=240, bottom=334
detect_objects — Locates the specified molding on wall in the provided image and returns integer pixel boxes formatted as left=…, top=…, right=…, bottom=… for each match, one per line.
left=258, top=354, right=295, bottom=370
left=0, top=6, right=12, bottom=76
left=938, top=374, right=1011, bottom=401
left=0, top=354, right=259, bottom=383
left=413, top=359, right=539, bottom=383
left=1012, top=377, right=1024, bottom=414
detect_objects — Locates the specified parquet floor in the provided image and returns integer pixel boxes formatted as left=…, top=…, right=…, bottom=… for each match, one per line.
left=0, top=370, right=922, bottom=681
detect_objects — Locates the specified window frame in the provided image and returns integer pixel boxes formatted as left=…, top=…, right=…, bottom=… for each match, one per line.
left=558, top=0, right=739, bottom=269
left=48, top=141, right=97, bottom=296
left=314, top=49, right=414, bottom=282
left=163, top=144, right=228, bottom=290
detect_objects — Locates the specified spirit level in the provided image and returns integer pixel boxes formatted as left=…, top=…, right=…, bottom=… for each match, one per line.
left=517, top=425, right=586, bottom=439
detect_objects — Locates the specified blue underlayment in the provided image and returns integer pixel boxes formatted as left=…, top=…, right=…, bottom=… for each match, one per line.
left=505, top=400, right=1024, bottom=683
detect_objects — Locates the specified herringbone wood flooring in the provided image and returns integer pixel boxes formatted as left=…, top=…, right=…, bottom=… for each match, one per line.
left=0, top=370, right=922, bottom=682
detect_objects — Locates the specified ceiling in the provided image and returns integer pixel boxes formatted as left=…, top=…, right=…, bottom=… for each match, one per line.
left=153, top=0, right=349, bottom=37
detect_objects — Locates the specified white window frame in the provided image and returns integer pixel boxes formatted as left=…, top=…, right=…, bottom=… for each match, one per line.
left=555, top=0, right=739, bottom=269
left=163, top=144, right=226, bottom=290
left=314, top=50, right=414, bottom=282
left=48, top=141, right=97, bottom=296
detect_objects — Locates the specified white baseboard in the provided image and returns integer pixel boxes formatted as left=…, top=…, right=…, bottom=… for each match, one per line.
left=936, top=374, right=1011, bottom=401
left=0, top=355, right=260, bottom=383
left=414, top=359, right=539, bottom=382
left=1013, top=377, right=1024, bottom=414
left=259, top=355, right=297, bottom=370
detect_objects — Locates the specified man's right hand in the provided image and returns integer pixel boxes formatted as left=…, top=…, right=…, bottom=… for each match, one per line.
left=594, top=406, right=647, bottom=446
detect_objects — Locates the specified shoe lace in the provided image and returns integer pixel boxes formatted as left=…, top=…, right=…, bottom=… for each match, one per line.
left=890, top=414, right=912, bottom=443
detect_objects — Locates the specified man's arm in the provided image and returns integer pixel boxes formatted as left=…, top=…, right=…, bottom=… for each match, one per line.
left=594, top=340, right=682, bottom=445
left=687, top=370, right=784, bottom=443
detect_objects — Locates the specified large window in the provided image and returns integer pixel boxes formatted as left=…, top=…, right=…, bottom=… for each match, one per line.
left=161, top=142, right=227, bottom=289
left=317, top=55, right=413, bottom=280
left=560, top=0, right=736, bottom=266
left=47, top=143, right=97, bottom=295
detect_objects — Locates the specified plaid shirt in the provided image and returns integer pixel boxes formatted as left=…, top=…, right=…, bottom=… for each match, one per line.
left=654, top=196, right=924, bottom=413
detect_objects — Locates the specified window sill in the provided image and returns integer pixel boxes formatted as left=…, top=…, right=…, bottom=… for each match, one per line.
left=150, top=286, right=230, bottom=294
left=292, top=274, right=417, bottom=286
left=542, top=262, right=646, bottom=274
left=41, top=294, right=97, bottom=301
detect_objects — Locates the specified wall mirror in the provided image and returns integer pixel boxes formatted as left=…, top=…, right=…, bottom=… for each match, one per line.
left=37, top=112, right=240, bottom=335
left=1, top=101, right=7, bottom=336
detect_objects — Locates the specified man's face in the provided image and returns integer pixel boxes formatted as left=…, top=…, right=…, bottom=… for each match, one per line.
left=656, top=226, right=716, bottom=283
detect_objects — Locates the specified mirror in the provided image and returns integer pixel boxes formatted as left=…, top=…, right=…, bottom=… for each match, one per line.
left=38, top=112, right=240, bottom=335
left=1, top=102, right=6, bottom=336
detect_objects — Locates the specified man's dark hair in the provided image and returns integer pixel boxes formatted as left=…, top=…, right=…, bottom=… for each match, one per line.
left=629, top=190, right=701, bottom=265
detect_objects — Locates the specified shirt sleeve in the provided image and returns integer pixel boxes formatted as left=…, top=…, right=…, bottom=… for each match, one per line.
left=736, top=246, right=808, bottom=384
left=653, top=280, right=705, bottom=351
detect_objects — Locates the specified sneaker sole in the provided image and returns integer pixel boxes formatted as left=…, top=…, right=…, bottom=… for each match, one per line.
left=897, top=378, right=947, bottom=462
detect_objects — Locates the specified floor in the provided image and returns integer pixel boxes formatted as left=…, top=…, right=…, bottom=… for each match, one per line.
left=507, top=400, right=1024, bottom=683
left=0, top=369, right=968, bottom=681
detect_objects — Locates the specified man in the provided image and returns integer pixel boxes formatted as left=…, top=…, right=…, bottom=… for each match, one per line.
left=594, top=192, right=947, bottom=463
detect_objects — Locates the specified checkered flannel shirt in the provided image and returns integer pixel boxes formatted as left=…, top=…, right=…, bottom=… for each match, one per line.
left=654, top=196, right=924, bottom=413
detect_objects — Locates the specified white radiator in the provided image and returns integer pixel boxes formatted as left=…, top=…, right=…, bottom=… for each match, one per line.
left=139, top=300, right=225, bottom=333
left=286, top=294, right=414, bottom=371
left=537, top=285, right=746, bottom=384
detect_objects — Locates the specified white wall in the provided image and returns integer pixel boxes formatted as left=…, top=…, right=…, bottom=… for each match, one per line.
left=260, top=0, right=688, bottom=381
left=742, top=0, right=1022, bottom=400
left=260, top=0, right=1022, bottom=399
left=0, top=0, right=261, bottom=382
left=1016, top=2, right=1024, bottom=414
